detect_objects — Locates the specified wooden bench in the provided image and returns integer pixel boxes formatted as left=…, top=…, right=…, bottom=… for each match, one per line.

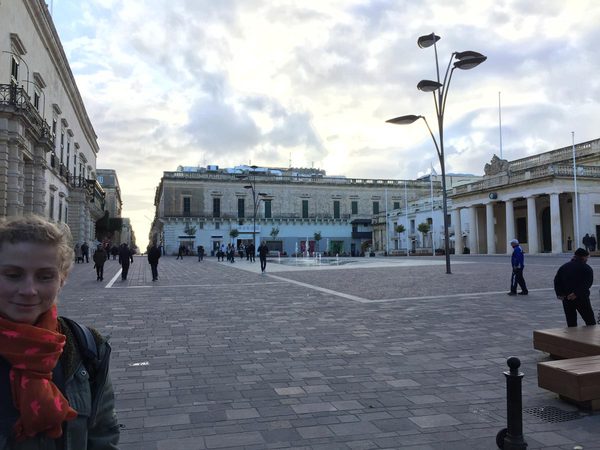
left=538, top=355, right=600, bottom=410
left=533, top=326, right=600, bottom=359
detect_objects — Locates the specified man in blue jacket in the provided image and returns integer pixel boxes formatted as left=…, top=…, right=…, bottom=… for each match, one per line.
left=508, top=239, right=528, bottom=296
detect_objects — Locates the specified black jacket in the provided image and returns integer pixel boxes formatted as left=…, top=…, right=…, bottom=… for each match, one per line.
left=554, top=258, right=594, bottom=300
left=147, top=246, right=161, bottom=264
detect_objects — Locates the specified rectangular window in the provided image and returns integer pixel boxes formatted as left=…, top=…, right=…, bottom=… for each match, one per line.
left=49, top=195, right=55, bottom=220
left=264, top=199, right=272, bottom=219
left=58, top=201, right=62, bottom=222
left=34, top=91, right=40, bottom=110
left=10, top=57, right=19, bottom=84
left=183, top=197, right=191, bottom=215
left=215, top=222, right=220, bottom=230
left=238, top=198, right=245, bottom=218
left=66, top=141, right=70, bottom=168
left=373, top=201, right=379, bottom=215
left=213, top=198, right=221, bottom=218
left=65, top=205, right=68, bottom=223
left=302, top=200, right=309, bottom=218
left=333, top=200, right=340, bottom=219
left=595, top=204, right=600, bottom=214
left=351, top=201, right=358, bottom=215
left=393, top=201, right=400, bottom=210
left=52, top=119, right=57, bottom=145
left=410, top=219, right=415, bottom=234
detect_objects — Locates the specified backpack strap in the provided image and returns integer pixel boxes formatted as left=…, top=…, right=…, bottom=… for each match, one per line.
left=61, top=317, right=99, bottom=366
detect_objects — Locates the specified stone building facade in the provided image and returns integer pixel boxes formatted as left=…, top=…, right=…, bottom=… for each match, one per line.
left=95, top=168, right=135, bottom=248
left=151, top=166, right=433, bottom=256
left=0, top=0, right=104, bottom=243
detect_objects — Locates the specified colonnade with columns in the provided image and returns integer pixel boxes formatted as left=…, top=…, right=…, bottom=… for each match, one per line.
left=452, top=192, right=576, bottom=255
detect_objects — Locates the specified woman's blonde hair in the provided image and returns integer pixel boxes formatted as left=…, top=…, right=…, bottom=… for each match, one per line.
left=0, top=215, right=75, bottom=276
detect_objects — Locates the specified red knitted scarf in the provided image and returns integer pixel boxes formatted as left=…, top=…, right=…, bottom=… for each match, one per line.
left=0, top=305, right=77, bottom=441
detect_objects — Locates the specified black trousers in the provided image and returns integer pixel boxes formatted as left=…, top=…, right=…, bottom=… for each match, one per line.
left=260, top=257, right=267, bottom=272
left=96, top=264, right=104, bottom=280
left=150, top=263, right=158, bottom=280
left=562, top=296, right=597, bottom=327
left=510, top=268, right=528, bottom=293
left=121, top=263, right=130, bottom=280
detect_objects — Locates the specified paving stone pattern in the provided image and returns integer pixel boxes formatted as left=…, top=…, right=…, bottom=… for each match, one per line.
left=58, top=254, right=600, bottom=449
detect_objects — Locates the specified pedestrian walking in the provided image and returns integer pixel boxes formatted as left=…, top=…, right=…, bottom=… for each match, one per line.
left=176, top=244, right=185, bottom=260
left=197, top=245, right=204, bottom=261
left=147, top=241, right=161, bottom=281
left=74, top=243, right=83, bottom=263
left=81, top=241, right=90, bottom=263
left=92, top=243, right=107, bottom=281
left=259, top=241, right=269, bottom=273
left=249, top=243, right=256, bottom=262
left=0, top=215, right=119, bottom=447
left=118, top=243, right=134, bottom=280
left=591, top=234, right=597, bottom=252
left=583, top=233, right=591, bottom=252
left=554, top=248, right=596, bottom=326
left=110, top=245, right=119, bottom=260
left=507, top=239, right=528, bottom=296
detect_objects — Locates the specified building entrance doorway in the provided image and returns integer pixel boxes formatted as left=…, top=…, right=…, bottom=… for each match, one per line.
left=541, top=207, right=551, bottom=252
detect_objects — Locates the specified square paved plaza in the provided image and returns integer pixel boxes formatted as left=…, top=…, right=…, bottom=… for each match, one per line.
left=58, top=254, right=600, bottom=449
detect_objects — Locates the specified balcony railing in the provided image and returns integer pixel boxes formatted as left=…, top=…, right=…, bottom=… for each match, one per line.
left=0, top=84, right=51, bottom=141
left=451, top=164, right=600, bottom=196
left=164, top=170, right=436, bottom=189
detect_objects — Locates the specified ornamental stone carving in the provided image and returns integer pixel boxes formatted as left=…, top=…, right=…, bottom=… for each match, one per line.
left=484, top=154, right=509, bottom=176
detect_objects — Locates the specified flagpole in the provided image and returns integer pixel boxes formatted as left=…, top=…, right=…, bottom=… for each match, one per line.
left=499, top=91, right=503, bottom=159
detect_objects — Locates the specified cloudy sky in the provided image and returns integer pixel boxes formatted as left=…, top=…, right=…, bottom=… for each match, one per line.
left=50, top=0, right=600, bottom=244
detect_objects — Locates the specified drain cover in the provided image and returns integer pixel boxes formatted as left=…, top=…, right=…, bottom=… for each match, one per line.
left=524, top=406, right=582, bottom=423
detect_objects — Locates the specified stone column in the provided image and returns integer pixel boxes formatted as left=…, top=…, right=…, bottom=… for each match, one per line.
left=505, top=199, right=515, bottom=254
left=6, top=142, right=21, bottom=216
left=550, top=193, right=563, bottom=254
left=468, top=206, right=478, bottom=253
left=23, top=158, right=34, bottom=214
left=526, top=196, right=539, bottom=254
left=0, top=137, right=9, bottom=216
left=32, top=146, right=46, bottom=215
left=486, top=202, right=496, bottom=254
left=452, top=207, right=462, bottom=251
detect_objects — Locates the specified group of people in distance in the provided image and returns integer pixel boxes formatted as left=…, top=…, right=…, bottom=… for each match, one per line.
left=89, top=242, right=135, bottom=281
left=508, top=238, right=597, bottom=328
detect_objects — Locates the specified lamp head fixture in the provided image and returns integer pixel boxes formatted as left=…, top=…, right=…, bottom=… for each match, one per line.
left=417, top=80, right=443, bottom=92
left=417, top=33, right=440, bottom=48
left=453, top=51, right=487, bottom=70
left=386, top=115, right=423, bottom=125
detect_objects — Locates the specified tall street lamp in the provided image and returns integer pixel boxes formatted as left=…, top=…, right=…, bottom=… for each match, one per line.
left=387, top=33, right=486, bottom=274
left=238, top=166, right=268, bottom=252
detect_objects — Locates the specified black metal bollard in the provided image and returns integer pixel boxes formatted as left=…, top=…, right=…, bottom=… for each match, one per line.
left=496, top=357, right=528, bottom=449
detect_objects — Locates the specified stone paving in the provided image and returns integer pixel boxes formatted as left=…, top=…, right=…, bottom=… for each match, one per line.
left=58, top=254, right=600, bottom=449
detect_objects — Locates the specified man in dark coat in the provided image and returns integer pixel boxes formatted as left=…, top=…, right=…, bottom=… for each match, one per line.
left=93, top=244, right=108, bottom=281
left=554, top=248, right=595, bottom=327
left=118, top=243, right=134, bottom=281
left=147, top=242, right=161, bottom=281
left=258, top=241, right=269, bottom=273
left=81, top=241, right=90, bottom=263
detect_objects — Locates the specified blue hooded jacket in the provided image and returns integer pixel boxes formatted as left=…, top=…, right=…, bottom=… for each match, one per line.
left=511, top=244, right=524, bottom=269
